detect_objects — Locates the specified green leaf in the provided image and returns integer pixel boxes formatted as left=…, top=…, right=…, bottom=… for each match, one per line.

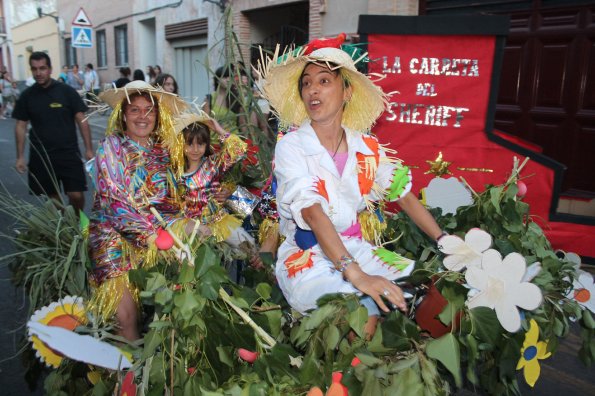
left=361, top=369, right=384, bottom=396
left=155, top=287, right=173, bottom=306
left=387, top=355, right=419, bottom=373
left=426, top=333, right=462, bottom=387
left=143, top=329, right=163, bottom=359
left=355, top=352, right=384, bottom=367
left=388, top=368, right=424, bottom=396
left=324, top=325, right=341, bottom=351
left=194, top=244, right=220, bottom=278
left=437, top=284, right=465, bottom=326
left=381, top=312, right=418, bottom=350
left=178, top=262, right=195, bottom=284
left=489, top=187, right=502, bottom=214
left=216, top=346, right=234, bottom=367
left=583, top=310, right=595, bottom=330
left=146, top=272, right=167, bottom=292
left=298, top=353, right=320, bottom=384
left=174, top=289, right=200, bottom=320
left=469, top=307, right=502, bottom=344
left=255, top=283, right=272, bottom=300
left=148, top=320, right=172, bottom=331
left=348, top=306, right=368, bottom=338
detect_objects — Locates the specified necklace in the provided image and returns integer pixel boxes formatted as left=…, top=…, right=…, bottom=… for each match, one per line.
left=331, top=130, right=345, bottom=159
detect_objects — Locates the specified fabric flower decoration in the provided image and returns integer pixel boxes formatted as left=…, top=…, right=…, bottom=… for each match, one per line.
left=438, top=228, right=492, bottom=271
left=566, top=272, right=595, bottom=313
left=516, top=319, right=551, bottom=387
left=466, top=250, right=542, bottom=332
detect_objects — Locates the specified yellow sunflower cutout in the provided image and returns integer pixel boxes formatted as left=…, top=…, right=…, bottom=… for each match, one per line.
left=516, top=319, right=551, bottom=387
left=27, top=296, right=86, bottom=368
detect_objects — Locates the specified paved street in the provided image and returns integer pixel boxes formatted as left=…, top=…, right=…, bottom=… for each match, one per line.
left=0, top=115, right=592, bottom=394
left=0, top=115, right=106, bottom=395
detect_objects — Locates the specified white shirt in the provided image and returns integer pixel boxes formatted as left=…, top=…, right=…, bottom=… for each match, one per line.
left=273, top=121, right=414, bottom=313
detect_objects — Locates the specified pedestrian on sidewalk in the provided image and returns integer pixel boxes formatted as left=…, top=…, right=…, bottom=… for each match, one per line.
left=13, top=52, right=94, bottom=213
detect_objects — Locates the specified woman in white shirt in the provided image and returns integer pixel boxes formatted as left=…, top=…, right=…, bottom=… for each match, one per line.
left=262, top=42, right=444, bottom=337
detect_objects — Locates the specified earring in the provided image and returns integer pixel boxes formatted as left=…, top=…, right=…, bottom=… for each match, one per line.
left=123, top=115, right=127, bottom=122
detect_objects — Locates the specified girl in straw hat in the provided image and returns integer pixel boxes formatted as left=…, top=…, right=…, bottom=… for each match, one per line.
left=262, top=42, right=444, bottom=337
left=88, top=81, right=199, bottom=340
left=175, top=112, right=260, bottom=259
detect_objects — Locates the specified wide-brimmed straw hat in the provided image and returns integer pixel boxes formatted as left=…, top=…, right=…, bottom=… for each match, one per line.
left=99, top=80, right=188, bottom=115
left=173, top=111, right=214, bottom=135
left=260, top=45, right=387, bottom=132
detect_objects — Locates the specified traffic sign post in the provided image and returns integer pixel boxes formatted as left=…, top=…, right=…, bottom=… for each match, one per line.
left=71, top=7, right=93, bottom=48
left=72, top=26, right=93, bottom=48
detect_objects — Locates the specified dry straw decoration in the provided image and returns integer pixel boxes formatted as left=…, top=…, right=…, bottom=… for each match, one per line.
left=257, top=44, right=388, bottom=132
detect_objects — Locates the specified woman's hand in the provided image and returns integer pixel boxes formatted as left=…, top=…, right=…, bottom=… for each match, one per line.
left=346, top=267, right=406, bottom=313
left=211, top=182, right=233, bottom=204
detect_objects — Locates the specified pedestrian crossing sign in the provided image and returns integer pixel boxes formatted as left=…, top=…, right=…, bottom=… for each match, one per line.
left=72, top=26, right=93, bottom=48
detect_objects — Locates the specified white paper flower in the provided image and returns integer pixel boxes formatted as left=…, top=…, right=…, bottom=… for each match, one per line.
left=521, top=262, right=542, bottom=283
left=566, top=272, right=595, bottom=314
left=438, top=228, right=492, bottom=271
left=466, top=250, right=543, bottom=332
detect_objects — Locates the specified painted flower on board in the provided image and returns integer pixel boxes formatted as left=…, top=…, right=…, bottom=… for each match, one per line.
left=566, top=272, right=595, bottom=314
left=465, top=250, right=542, bottom=332
left=516, top=319, right=551, bottom=387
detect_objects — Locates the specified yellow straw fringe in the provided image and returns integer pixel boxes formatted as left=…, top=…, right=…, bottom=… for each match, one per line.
left=359, top=210, right=387, bottom=245
left=218, top=134, right=248, bottom=168
left=211, top=213, right=243, bottom=242
left=87, top=275, right=140, bottom=324
left=258, top=217, right=279, bottom=246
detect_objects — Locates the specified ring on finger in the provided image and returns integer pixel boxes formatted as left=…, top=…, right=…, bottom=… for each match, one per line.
left=383, top=289, right=390, bottom=297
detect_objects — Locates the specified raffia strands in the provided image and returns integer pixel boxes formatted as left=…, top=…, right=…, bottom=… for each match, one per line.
left=258, top=217, right=279, bottom=246
left=87, top=274, right=140, bottom=323
left=257, top=45, right=389, bottom=132
left=358, top=210, right=387, bottom=245
left=216, top=134, right=248, bottom=169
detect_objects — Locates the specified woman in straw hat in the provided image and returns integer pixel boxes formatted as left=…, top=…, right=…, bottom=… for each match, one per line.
left=262, top=42, right=444, bottom=336
left=88, top=80, right=198, bottom=340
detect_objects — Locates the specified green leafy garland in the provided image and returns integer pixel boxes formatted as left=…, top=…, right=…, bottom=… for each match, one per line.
left=4, top=163, right=593, bottom=395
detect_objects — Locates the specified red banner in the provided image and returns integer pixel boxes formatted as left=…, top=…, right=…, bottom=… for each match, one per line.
left=367, top=33, right=595, bottom=258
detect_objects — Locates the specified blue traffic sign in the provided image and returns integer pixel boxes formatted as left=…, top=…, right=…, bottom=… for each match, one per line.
left=72, top=26, right=93, bottom=48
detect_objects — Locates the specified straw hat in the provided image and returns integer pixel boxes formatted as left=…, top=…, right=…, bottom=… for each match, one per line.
left=99, top=80, right=188, bottom=115
left=173, top=111, right=214, bottom=134
left=261, top=46, right=387, bottom=132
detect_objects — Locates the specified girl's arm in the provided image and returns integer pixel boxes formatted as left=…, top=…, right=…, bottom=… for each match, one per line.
left=210, top=118, right=247, bottom=173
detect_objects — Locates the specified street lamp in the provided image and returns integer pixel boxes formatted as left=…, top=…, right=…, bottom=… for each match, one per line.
left=36, top=4, right=65, bottom=35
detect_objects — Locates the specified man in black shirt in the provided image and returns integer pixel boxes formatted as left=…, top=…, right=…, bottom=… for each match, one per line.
left=13, top=52, right=93, bottom=212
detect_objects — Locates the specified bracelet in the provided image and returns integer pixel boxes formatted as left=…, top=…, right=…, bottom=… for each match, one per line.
left=335, top=254, right=357, bottom=273
left=436, top=231, right=449, bottom=243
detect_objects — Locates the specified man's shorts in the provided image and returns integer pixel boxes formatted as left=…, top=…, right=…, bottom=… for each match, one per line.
left=28, top=149, right=87, bottom=196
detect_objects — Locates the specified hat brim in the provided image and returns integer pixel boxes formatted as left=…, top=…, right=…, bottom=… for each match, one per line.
left=173, top=111, right=214, bottom=134
left=99, top=81, right=188, bottom=115
left=262, top=49, right=387, bottom=132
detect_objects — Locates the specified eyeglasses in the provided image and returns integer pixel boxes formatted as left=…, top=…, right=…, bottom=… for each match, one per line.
left=126, top=106, right=156, bottom=116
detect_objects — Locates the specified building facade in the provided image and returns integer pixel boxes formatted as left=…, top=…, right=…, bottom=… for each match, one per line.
left=7, top=0, right=416, bottom=101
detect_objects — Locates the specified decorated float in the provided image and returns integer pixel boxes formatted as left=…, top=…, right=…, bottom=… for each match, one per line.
left=2, top=13, right=594, bottom=396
